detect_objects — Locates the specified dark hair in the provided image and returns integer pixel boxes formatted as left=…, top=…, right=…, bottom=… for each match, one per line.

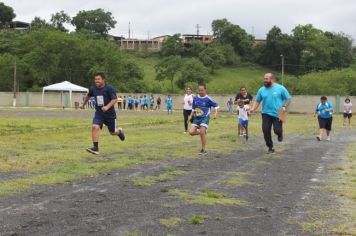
left=240, top=85, right=247, bottom=91
left=94, top=72, right=106, bottom=80
left=345, top=98, right=351, bottom=103
left=198, top=84, right=206, bottom=89
left=321, top=96, right=327, bottom=100
left=186, top=86, right=192, bottom=90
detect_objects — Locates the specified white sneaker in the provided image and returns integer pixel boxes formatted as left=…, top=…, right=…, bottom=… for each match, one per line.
left=326, top=136, right=331, bottom=141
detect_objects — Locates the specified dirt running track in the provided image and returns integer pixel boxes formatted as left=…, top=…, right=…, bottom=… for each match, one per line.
left=0, top=130, right=355, bottom=236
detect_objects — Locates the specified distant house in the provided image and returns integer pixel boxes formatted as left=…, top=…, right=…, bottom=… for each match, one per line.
left=0, top=21, right=30, bottom=31
left=253, top=39, right=267, bottom=47
left=182, top=34, right=214, bottom=46
left=119, top=38, right=163, bottom=51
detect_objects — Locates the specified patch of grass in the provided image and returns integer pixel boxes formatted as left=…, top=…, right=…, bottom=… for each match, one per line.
left=224, top=172, right=253, bottom=187
left=168, top=189, right=247, bottom=206
left=190, top=214, right=209, bottom=225
left=159, top=217, right=182, bottom=228
left=300, top=221, right=327, bottom=233
left=132, top=168, right=190, bottom=187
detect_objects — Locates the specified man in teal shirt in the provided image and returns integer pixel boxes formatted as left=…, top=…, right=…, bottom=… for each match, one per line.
left=313, top=96, right=333, bottom=141
left=250, top=73, right=292, bottom=153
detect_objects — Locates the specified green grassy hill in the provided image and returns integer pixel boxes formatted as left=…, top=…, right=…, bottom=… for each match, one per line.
left=131, top=55, right=287, bottom=95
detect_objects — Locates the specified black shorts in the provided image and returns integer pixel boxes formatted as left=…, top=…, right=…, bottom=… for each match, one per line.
left=344, top=113, right=352, bottom=119
left=318, top=117, right=333, bottom=131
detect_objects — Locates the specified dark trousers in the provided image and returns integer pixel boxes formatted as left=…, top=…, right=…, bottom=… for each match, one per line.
left=183, top=109, right=192, bottom=131
left=123, top=102, right=126, bottom=110
left=262, top=114, right=282, bottom=148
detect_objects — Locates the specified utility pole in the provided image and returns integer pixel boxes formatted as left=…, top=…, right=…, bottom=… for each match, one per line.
left=128, top=22, right=131, bottom=39
left=280, top=54, right=285, bottom=86
left=196, top=24, right=201, bottom=36
left=13, top=59, right=17, bottom=107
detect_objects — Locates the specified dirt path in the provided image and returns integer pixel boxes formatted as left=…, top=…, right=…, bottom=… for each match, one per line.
left=0, top=130, right=355, bottom=236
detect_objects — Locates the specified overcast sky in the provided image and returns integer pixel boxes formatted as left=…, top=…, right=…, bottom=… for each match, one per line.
left=3, top=0, right=356, bottom=41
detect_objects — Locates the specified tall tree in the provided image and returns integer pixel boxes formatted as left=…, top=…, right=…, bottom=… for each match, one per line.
left=50, top=10, right=71, bottom=32
left=0, top=2, right=16, bottom=28
left=199, top=46, right=226, bottom=73
left=71, top=9, right=117, bottom=37
left=160, top=34, right=184, bottom=57
left=155, top=55, right=182, bottom=92
left=211, top=18, right=254, bottom=58
left=177, top=58, right=209, bottom=89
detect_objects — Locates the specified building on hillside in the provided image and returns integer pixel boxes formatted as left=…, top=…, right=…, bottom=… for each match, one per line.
left=253, top=39, right=267, bottom=47
left=0, top=21, right=30, bottom=31
left=119, top=38, right=163, bottom=51
left=152, top=35, right=170, bottom=43
left=182, top=34, right=214, bottom=45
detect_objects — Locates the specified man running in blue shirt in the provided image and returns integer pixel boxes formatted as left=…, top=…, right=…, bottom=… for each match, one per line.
left=313, top=96, right=333, bottom=141
left=81, top=72, right=125, bottom=155
left=189, top=84, right=219, bottom=155
left=250, top=73, right=291, bottom=154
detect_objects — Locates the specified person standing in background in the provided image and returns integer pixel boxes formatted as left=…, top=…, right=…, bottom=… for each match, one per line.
left=227, top=98, right=234, bottom=114
left=123, top=96, right=127, bottom=110
left=183, top=87, right=194, bottom=134
left=343, top=98, right=352, bottom=126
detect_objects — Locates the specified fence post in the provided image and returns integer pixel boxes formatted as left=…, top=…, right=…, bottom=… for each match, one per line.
left=25, top=91, right=30, bottom=107
left=335, top=95, right=340, bottom=114
left=64, top=92, right=69, bottom=108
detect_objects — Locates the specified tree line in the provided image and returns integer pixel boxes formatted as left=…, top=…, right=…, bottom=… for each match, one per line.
left=0, top=2, right=355, bottom=95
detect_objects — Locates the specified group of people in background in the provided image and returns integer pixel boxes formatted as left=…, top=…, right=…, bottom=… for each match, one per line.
left=115, top=95, right=174, bottom=114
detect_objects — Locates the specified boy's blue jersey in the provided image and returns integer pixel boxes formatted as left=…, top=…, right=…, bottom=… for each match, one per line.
left=166, top=98, right=173, bottom=106
left=134, top=98, right=139, bottom=104
left=127, top=96, right=134, bottom=104
left=255, top=83, right=291, bottom=118
left=316, top=101, right=333, bottom=119
left=88, top=84, right=117, bottom=119
left=146, top=97, right=151, bottom=105
left=192, top=95, right=219, bottom=117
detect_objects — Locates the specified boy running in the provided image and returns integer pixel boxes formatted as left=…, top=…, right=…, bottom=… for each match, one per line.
left=81, top=72, right=125, bottom=155
left=189, top=84, right=219, bottom=155
left=237, top=99, right=250, bottom=140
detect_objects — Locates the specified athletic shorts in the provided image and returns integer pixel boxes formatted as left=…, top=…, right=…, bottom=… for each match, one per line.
left=238, top=118, right=249, bottom=128
left=93, top=115, right=117, bottom=133
left=344, top=113, right=352, bottom=119
left=318, top=117, right=333, bottom=131
left=166, top=105, right=172, bottom=110
left=192, top=116, right=210, bottom=128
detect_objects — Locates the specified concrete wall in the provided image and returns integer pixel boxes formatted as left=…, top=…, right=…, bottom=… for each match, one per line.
left=0, top=92, right=354, bottom=114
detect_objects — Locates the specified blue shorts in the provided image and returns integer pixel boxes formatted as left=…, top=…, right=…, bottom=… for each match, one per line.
left=166, top=105, right=172, bottom=110
left=93, top=115, right=117, bottom=133
left=192, top=116, right=210, bottom=128
left=238, top=118, right=248, bottom=128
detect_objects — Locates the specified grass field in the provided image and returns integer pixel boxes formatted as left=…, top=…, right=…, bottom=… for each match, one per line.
left=0, top=109, right=325, bottom=196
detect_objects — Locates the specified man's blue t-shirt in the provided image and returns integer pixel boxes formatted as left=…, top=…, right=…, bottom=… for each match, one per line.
left=192, top=95, right=219, bottom=117
left=255, top=83, right=292, bottom=118
left=88, top=84, right=117, bottom=119
left=316, top=101, right=333, bottom=119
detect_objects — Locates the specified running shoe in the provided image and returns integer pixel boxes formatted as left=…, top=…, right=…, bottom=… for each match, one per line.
left=326, top=136, right=331, bottom=141
left=278, top=134, right=283, bottom=142
left=118, top=130, right=125, bottom=141
left=199, top=149, right=207, bottom=156
left=267, top=148, right=275, bottom=154
left=316, top=136, right=321, bottom=141
left=86, top=147, right=99, bottom=155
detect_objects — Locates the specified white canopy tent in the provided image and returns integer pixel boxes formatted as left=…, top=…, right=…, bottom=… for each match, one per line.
left=42, top=81, right=89, bottom=107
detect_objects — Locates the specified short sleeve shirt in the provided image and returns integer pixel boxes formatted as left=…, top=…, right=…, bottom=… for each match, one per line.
left=88, top=84, right=117, bottom=119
